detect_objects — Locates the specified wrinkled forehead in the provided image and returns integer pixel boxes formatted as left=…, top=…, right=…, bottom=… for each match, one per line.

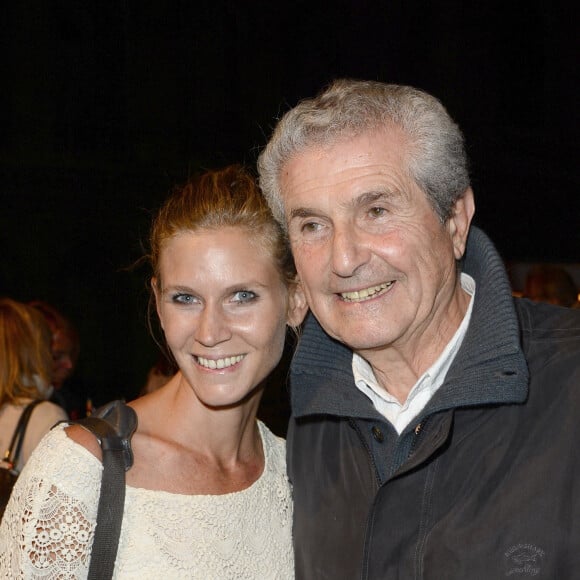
left=280, top=127, right=412, bottom=197
left=283, top=122, right=410, bottom=173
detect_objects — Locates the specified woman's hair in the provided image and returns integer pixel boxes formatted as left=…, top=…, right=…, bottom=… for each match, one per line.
left=149, top=164, right=296, bottom=288
left=0, top=298, right=53, bottom=406
left=258, top=78, right=470, bottom=227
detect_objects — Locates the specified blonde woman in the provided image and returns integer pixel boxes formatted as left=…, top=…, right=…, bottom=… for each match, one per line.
left=0, top=298, right=67, bottom=473
left=1, top=166, right=307, bottom=578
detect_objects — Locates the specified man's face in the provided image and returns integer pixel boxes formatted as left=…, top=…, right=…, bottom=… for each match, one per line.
left=280, top=128, right=473, bottom=361
left=51, top=330, right=76, bottom=388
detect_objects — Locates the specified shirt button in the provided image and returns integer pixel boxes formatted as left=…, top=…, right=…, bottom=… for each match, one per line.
left=371, top=426, right=384, bottom=442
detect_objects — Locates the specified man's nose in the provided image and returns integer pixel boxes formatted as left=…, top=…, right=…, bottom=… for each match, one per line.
left=330, top=225, right=369, bottom=278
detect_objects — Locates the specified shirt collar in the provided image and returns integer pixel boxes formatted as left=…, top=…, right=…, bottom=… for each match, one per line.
left=352, top=273, right=476, bottom=432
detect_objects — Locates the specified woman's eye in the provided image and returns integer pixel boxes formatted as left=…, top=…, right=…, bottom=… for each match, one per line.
left=173, top=294, right=195, bottom=304
left=232, top=290, right=257, bottom=303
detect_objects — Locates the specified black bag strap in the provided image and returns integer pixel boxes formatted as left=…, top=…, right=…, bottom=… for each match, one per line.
left=2, top=399, right=43, bottom=471
left=72, top=400, right=138, bottom=580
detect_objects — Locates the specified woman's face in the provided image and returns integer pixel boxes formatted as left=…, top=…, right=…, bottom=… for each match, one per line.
left=154, top=226, right=305, bottom=409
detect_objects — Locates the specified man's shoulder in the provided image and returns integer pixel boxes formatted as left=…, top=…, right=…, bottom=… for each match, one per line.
left=515, top=297, right=580, bottom=337
left=514, top=298, right=580, bottom=393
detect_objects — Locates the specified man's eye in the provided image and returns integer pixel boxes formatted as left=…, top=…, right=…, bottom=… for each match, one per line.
left=369, top=206, right=387, bottom=218
left=232, top=290, right=257, bottom=303
left=301, top=221, right=321, bottom=232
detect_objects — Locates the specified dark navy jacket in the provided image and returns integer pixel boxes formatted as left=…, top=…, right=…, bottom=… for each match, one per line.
left=288, top=227, right=580, bottom=579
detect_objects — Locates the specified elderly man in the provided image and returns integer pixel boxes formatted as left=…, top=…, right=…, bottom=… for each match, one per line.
left=258, top=79, right=580, bottom=579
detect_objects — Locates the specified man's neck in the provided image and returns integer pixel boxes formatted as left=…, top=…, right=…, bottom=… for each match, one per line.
left=359, top=283, right=473, bottom=404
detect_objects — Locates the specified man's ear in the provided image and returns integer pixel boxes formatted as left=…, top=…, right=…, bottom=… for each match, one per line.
left=286, top=279, right=309, bottom=329
left=447, top=187, right=475, bottom=260
left=151, top=277, right=164, bottom=330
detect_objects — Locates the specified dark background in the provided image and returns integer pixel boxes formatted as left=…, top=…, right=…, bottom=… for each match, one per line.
left=1, top=1, right=578, bottom=405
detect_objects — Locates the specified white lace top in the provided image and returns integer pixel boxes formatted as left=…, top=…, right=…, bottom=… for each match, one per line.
left=0, top=421, right=294, bottom=579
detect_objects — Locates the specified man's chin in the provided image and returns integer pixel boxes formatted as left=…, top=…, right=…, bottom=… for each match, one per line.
left=329, top=328, right=394, bottom=353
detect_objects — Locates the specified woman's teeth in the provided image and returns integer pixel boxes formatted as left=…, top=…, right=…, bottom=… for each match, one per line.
left=196, top=355, right=245, bottom=369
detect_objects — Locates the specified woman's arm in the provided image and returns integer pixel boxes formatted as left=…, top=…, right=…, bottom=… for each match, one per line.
left=0, top=424, right=102, bottom=579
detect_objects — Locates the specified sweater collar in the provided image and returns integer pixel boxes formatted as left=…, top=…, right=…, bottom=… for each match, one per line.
left=290, top=226, right=529, bottom=419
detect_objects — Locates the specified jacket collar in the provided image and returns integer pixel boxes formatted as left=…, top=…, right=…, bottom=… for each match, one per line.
left=290, top=226, right=529, bottom=419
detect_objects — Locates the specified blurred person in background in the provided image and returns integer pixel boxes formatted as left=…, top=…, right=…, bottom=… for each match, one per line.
left=28, top=300, right=90, bottom=418
left=0, top=298, right=67, bottom=473
left=140, top=351, right=176, bottom=396
left=524, top=264, right=579, bottom=308
left=28, top=300, right=79, bottom=389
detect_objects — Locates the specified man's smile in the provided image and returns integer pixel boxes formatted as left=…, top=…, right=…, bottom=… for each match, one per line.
left=339, top=281, right=394, bottom=302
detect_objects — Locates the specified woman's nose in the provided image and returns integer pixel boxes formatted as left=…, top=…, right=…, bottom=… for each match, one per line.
left=194, top=304, right=232, bottom=347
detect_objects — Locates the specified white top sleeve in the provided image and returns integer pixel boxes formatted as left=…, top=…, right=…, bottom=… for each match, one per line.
left=0, top=421, right=294, bottom=580
left=0, top=423, right=101, bottom=578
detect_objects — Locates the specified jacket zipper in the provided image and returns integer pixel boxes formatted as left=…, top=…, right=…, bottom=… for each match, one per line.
left=409, top=416, right=430, bottom=458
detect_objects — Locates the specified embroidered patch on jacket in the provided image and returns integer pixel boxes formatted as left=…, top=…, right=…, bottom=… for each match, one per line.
left=504, top=544, right=545, bottom=576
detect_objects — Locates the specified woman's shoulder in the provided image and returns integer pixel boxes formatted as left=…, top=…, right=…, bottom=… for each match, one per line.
left=1, top=398, right=66, bottom=425
left=258, top=420, right=285, bottom=445
left=23, top=400, right=68, bottom=443
left=258, top=420, right=287, bottom=474
left=5, top=423, right=103, bottom=544
left=22, top=423, right=102, bottom=492
left=32, top=399, right=68, bottom=422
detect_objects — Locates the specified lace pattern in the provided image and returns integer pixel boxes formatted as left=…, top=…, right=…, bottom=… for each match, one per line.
left=0, top=422, right=294, bottom=579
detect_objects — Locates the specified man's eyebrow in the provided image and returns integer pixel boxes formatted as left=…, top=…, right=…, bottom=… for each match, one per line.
left=353, top=190, right=396, bottom=207
left=288, top=190, right=398, bottom=222
left=289, top=207, right=322, bottom=221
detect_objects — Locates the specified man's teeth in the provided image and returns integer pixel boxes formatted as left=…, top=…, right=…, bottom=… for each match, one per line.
left=341, top=282, right=393, bottom=302
left=196, top=355, right=245, bottom=369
